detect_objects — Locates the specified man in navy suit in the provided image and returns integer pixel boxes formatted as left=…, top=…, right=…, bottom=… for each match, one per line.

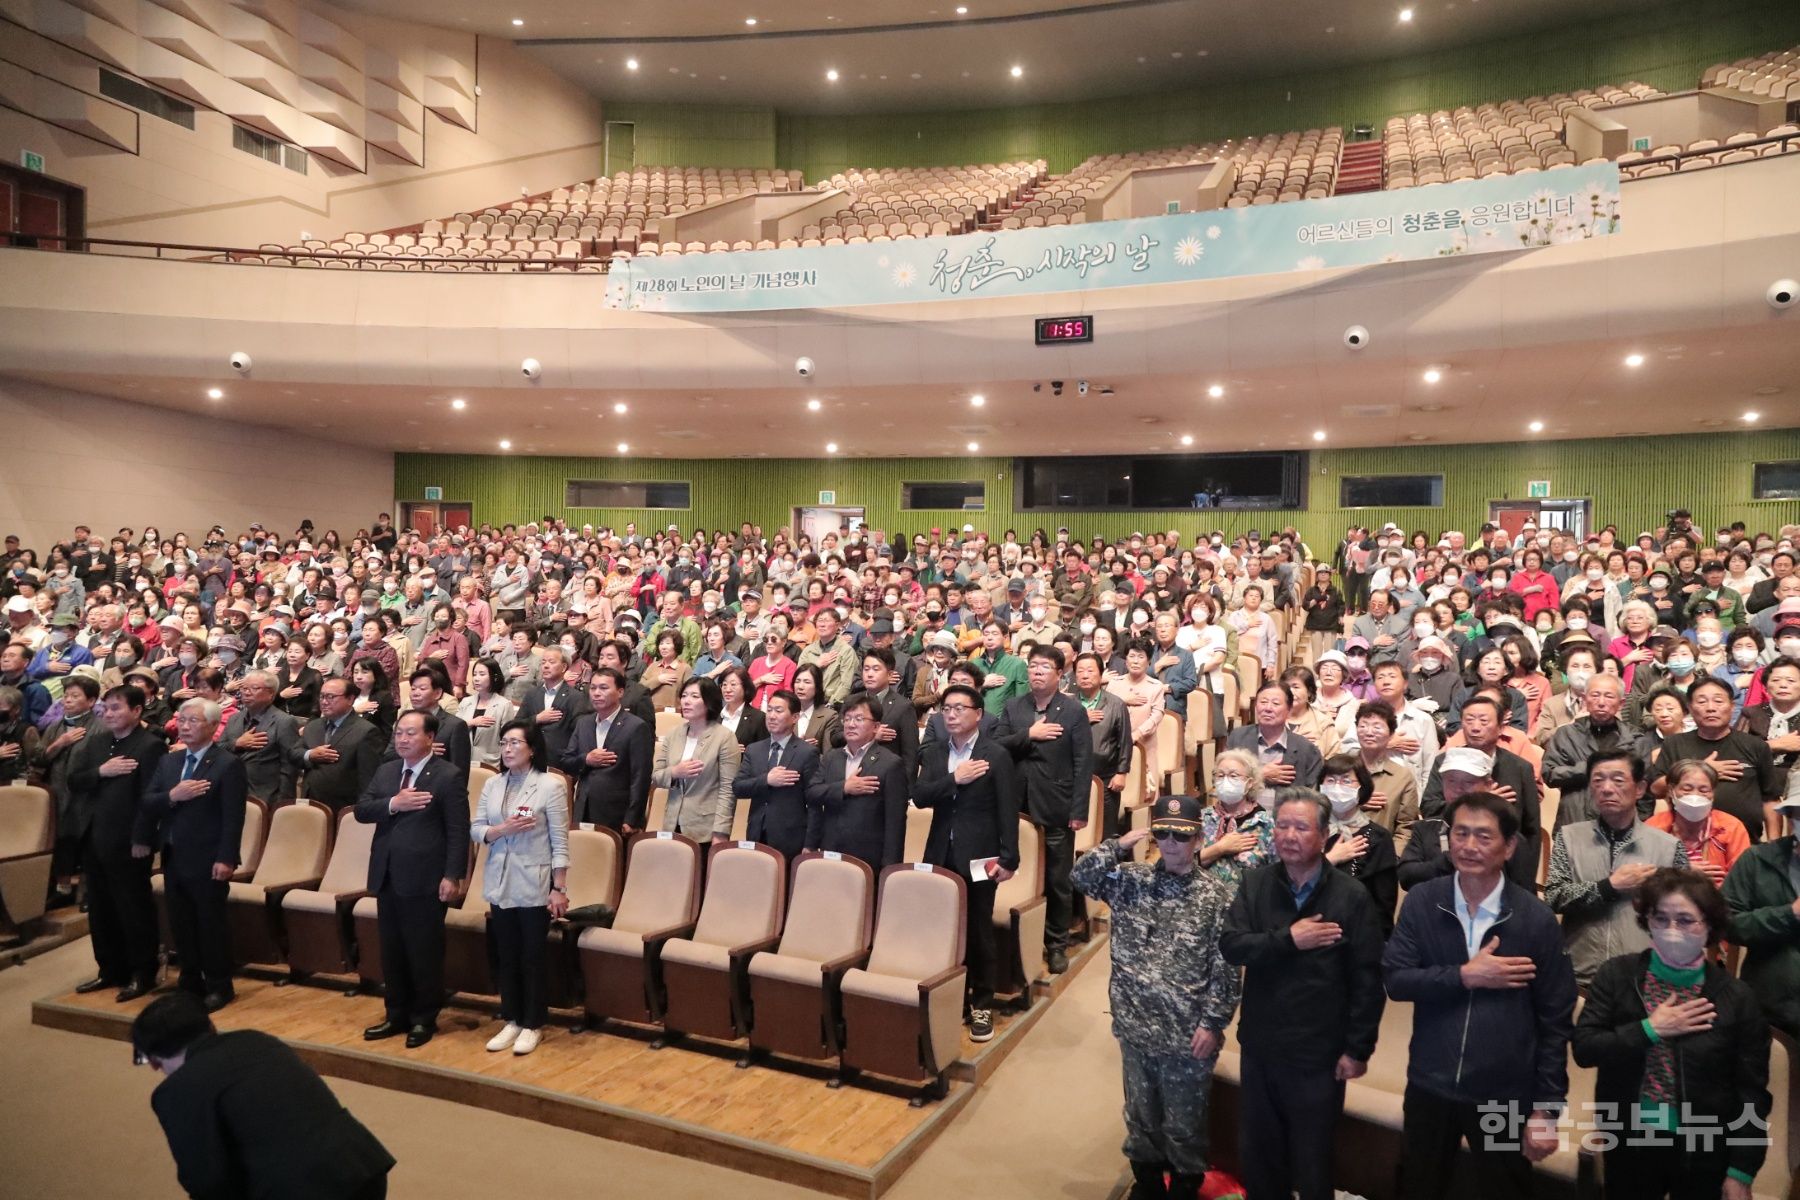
left=807, top=693, right=910, bottom=873
left=913, top=683, right=1020, bottom=1043
left=996, top=644, right=1092, bottom=974
left=560, top=667, right=654, bottom=830
left=355, top=709, right=469, bottom=1048
left=857, top=647, right=920, bottom=777
left=518, top=645, right=590, bottom=766
left=140, top=698, right=248, bottom=1010
left=735, top=689, right=821, bottom=862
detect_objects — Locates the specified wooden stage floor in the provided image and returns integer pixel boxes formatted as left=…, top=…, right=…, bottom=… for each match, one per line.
left=32, top=930, right=1107, bottom=1199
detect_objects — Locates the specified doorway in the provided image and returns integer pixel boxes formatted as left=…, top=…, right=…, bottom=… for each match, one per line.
left=401, top=501, right=473, bottom=538
left=604, top=121, right=635, bottom=177
left=1488, top=498, right=1592, bottom=540
left=793, top=506, right=866, bottom=543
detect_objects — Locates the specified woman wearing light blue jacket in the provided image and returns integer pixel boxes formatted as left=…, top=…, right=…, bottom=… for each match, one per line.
left=471, top=718, right=568, bottom=1057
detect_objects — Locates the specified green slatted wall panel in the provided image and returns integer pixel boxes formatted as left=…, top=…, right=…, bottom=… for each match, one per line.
left=396, top=428, right=1800, bottom=553
left=605, top=0, right=1800, bottom=180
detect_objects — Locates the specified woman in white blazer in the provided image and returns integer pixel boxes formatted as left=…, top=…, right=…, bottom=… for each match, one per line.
left=652, top=677, right=742, bottom=843
left=470, top=719, right=568, bottom=1056
left=457, top=657, right=519, bottom=770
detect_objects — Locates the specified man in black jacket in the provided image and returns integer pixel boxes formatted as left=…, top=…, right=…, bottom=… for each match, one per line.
left=140, top=698, right=247, bottom=1011
left=997, top=645, right=1092, bottom=973
left=807, top=694, right=909, bottom=873
left=382, top=665, right=472, bottom=777
left=596, top=639, right=654, bottom=727
left=913, top=683, right=1020, bottom=1043
left=560, top=667, right=655, bottom=830
left=1221, top=789, right=1385, bottom=1200
left=857, top=646, right=920, bottom=777
left=1383, top=789, right=1577, bottom=1200
left=736, top=689, right=822, bottom=861
left=518, top=645, right=590, bottom=766
left=1420, top=696, right=1541, bottom=887
left=133, top=992, right=394, bottom=1200
left=68, top=683, right=167, bottom=1000
left=1075, top=652, right=1131, bottom=838
left=291, top=678, right=382, bottom=810
left=355, top=708, right=469, bottom=1048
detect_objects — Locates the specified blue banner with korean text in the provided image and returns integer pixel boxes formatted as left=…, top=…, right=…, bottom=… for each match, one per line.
left=601, top=162, right=1621, bottom=313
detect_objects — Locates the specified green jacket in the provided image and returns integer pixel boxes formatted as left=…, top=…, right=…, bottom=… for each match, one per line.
left=646, top=616, right=703, bottom=663
left=970, top=650, right=1027, bottom=714
left=1723, top=835, right=1800, bottom=1038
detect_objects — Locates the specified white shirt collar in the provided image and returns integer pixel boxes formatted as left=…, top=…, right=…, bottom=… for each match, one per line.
left=1453, top=873, right=1505, bottom=920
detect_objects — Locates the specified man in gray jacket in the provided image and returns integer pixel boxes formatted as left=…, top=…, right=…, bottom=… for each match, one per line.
left=1540, top=673, right=1643, bottom=828
left=220, top=671, right=302, bottom=804
left=1544, top=748, right=1686, bottom=987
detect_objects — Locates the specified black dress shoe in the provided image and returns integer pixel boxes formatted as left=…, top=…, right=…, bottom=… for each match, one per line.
left=1047, top=948, right=1070, bottom=975
left=115, top=981, right=153, bottom=1003
left=74, top=976, right=118, bottom=995
left=363, top=1020, right=405, bottom=1041
left=404, top=1024, right=436, bottom=1049
left=202, top=990, right=234, bottom=1012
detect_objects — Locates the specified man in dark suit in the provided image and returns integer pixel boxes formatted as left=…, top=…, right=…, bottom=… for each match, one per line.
left=381, top=665, right=472, bottom=776
left=1075, top=651, right=1132, bottom=839
left=67, top=683, right=167, bottom=1000
left=1226, top=682, right=1327, bottom=789
left=355, top=708, right=469, bottom=1048
left=736, top=689, right=822, bottom=861
left=913, top=683, right=1020, bottom=1043
left=857, top=646, right=920, bottom=777
left=133, top=992, right=394, bottom=1200
left=1420, top=694, right=1543, bottom=888
left=597, top=639, right=654, bottom=726
left=997, top=644, right=1093, bottom=973
left=560, top=667, right=654, bottom=830
left=220, top=670, right=303, bottom=805
left=806, top=693, right=909, bottom=872
left=518, top=645, right=590, bottom=766
left=140, top=698, right=248, bottom=1010
left=290, top=677, right=383, bottom=810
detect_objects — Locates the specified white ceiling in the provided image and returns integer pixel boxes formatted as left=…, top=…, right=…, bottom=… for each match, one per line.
left=341, top=0, right=1659, bottom=113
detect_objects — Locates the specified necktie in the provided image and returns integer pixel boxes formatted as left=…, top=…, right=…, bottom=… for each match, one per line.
left=400, top=766, right=414, bottom=792
left=772, top=741, right=783, bottom=767
left=181, top=751, right=199, bottom=780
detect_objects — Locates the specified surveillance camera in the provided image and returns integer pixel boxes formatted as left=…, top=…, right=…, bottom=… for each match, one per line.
left=795, top=356, right=815, bottom=377
left=1343, top=325, right=1371, bottom=350
left=1051, top=380, right=1064, bottom=396
left=1769, top=280, right=1798, bottom=310
left=229, top=351, right=252, bottom=373
left=1077, top=380, right=1089, bottom=396
left=520, top=357, right=542, bottom=379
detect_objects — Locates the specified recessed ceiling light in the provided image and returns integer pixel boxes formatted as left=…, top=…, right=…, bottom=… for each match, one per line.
left=825, top=442, right=839, bottom=454
left=206, top=388, right=223, bottom=400
left=1398, top=7, right=1414, bottom=21
left=826, top=68, right=839, bottom=81
left=1180, top=434, right=1195, bottom=446
left=1422, top=367, right=1442, bottom=384
left=1624, top=352, right=1645, bottom=368
left=1010, top=64, right=1023, bottom=78
left=511, top=17, right=523, bottom=25
left=807, top=398, right=822, bottom=411
left=1207, top=383, right=1225, bottom=399
left=969, top=393, right=985, bottom=407
left=1312, top=429, right=1326, bottom=442
left=613, top=401, right=628, bottom=414
left=966, top=441, right=980, bottom=452
left=616, top=442, right=629, bottom=453
left=626, top=58, right=639, bottom=70
left=955, top=4, right=967, bottom=11
left=1528, top=420, right=1544, bottom=433
left=744, top=16, right=756, bottom=25
left=1744, top=410, right=1761, bottom=423
left=498, top=438, right=512, bottom=449
left=450, top=398, right=466, bottom=410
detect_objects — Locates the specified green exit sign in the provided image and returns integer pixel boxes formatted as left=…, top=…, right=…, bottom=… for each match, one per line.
left=1527, top=480, right=1551, bottom=499
left=21, top=150, right=44, bottom=173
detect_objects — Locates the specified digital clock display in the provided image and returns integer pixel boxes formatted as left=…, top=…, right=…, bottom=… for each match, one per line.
left=1035, top=315, right=1094, bottom=345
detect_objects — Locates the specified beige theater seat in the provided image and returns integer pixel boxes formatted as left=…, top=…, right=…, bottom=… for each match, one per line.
left=466, top=765, right=496, bottom=823
left=225, top=801, right=332, bottom=968
left=351, top=839, right=481, bottom=993
left=578, top=832, right=702, bottom=1027
left=839, top=864, right=967, bottom=1102
left=0, top=785, right=54, bottom=938
left=547, top=826, right=626, bottom=1007
left=660, top=843, right=787, bottom=1043
left=279, top=808, right=378, bottom=980
left=747, top=852, right=876, bottom=1065
left=903, top=802, right=933, bottom=864
left=1156, top=711, right=1189, bottom=795
left=990, top=818, right=1047, bottom=1002
left=442, top=842, right=493, bottom=996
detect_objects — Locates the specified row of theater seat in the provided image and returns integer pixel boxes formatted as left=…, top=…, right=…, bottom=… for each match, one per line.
left=1703, top=43, right=1800, bottom=101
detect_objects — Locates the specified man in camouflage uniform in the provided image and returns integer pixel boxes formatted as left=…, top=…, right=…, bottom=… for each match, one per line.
left=1072, top=795, right=1240, bottom=1200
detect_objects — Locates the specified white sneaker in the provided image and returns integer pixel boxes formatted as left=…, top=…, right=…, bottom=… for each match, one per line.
left=486, top=1023, right=521, bottom=1053
left=512, top=1028, right=541, bottom=1056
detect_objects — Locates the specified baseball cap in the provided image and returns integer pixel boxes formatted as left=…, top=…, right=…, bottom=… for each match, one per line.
left=1414, top=635, right=1453, bottom=659
left=925, top=630, right=958, bottom=653
left=1440, top=747, right=1495, bottom=778
left=1148, top=795, right=1203, bottom=835
left=2, top=595, right=29, bottom=614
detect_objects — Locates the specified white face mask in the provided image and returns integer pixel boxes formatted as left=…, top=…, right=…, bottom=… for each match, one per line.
left=1695, top=630, right=1722, bottom=648
left=1322, top=783, right=1361, bottom=816
left=1029, top=607, right=1047, bottom=621
left=1413, top=621, right=1433, bottom=638
left=1566, top=616, right=1589, bottom=631
left=1563, top=550, right=1579, bottom=562
left=1672, top=794, right=1714, bottom=823
left=1733, top=646, right=1760, bottom=667
left=1650, top=924, right=1708, bottom=969
left=1079, top=620, right=1096, bottom=635
left=1585, top=567, right=1604, bottom=581
left=1213, top=776, right=1247, bottom=806
left=1780, top=638, right=1800, bottom=658
left=49, top=630, right=70, bottom=646
left=1417, top=656, right=1442, bottom=674
left=1566, top=668, right=1594, bottom=691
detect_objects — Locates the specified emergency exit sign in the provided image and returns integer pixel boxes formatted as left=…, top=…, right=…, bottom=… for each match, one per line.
left=818, top=490, right=836, bottom=504
left=1527, top=480, right=1551, bottom=498
left=21, top=150, right=44, bottom=173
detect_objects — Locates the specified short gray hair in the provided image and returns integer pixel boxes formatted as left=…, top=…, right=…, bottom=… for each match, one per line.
left=179, top=697, right=223, bottom=727
left=1214, top=747, right=1260, bottom=781
left=1272, top=787, right=1330, bottom=833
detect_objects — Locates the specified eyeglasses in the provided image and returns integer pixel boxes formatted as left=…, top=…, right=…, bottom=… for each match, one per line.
left=499, top=737, right=529, bottom=748
left=1153, top=830, right=1195, bottom=844
left=940, top=703, right=977, bottom=713
left=1647, top=913, right=1705, bottom=931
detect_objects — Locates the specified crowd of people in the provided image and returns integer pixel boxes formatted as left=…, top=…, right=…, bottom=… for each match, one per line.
left=5, top=505, right=1800, bottom=1200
